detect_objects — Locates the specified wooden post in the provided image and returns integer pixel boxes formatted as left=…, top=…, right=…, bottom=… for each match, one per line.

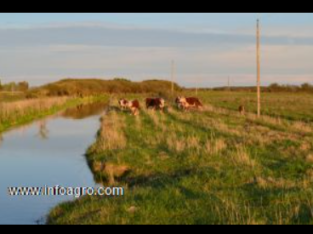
left=257, top=19, right=261, bottom=117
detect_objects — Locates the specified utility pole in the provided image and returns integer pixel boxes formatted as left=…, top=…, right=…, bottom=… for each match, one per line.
left=256, top=19, right=261, bottom=118
left=228, top=77, right=231, bottom=91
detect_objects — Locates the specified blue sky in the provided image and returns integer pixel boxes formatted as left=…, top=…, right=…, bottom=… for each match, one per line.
left=0, top=13, right=313, bottom=87
left=1, top=13, right=312, bottom=28
left=0, top=13, right=256, bottom=27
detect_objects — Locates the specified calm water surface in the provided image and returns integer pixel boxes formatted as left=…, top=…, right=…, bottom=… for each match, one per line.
left=0, top=102, right=106, bottom=224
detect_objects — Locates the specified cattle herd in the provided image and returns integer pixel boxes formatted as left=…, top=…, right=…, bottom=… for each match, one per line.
left=118, top=97, right=203, bottom=116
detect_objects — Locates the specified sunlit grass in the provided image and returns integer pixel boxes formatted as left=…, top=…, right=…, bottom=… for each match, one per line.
left=48, top=92, right=313, bottom=225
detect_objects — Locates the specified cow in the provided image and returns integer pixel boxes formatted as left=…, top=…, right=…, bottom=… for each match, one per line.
left=175, top=97, right=180, bottom=107
left=175, top=97, right=184, bottom=110
left=239, top=105, right=245, bottom=115
left=176, top=97, right=203, bottom=111
left=127, top=100, right=141, bottom=116
left=146, top=98, right=165, bottom=111
left=119, top=99, right=129, bottom=111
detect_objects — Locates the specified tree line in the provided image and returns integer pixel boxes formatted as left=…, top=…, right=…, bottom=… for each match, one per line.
left=0, top=81, right=29, bottom=92
left=211, top=83, right=313, bottom=93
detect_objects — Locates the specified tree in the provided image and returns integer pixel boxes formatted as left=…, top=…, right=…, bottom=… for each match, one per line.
left=17, top=81, right=29, bottom=92
left=269, top=83, right=280, bottom=92
left=301, top=83, right=313, bottom=92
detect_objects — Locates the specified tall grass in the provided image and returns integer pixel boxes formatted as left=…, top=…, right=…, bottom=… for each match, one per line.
left=0, top=97, right=75, bottom=132
left=89, top=111, right=126, bottom=154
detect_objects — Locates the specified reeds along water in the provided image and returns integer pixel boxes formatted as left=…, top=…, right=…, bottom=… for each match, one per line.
left=0, top=97, right=70, bottom=125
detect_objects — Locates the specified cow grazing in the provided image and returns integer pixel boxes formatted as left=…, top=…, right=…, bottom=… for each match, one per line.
left=176, top=97, right=203, bottom=111
left=119, top=99, right=129, bottom=111
left=146, top=98, right=165, bottom=111
left=239, top=105, right=245, bottom=115
left=175, top=97, right=184, bottom=110
left=127, top=100, right=141, bottom=116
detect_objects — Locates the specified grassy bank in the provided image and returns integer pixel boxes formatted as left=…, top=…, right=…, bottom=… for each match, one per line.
left=0, top=95, right=109, bottom=133
left=48, top=93, right=313, bottom=225
left=0, top=91, right=26, bottom=102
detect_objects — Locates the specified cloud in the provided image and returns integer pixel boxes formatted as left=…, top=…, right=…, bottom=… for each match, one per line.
left=1, top=43, right=313, bottom=87
left=1, top=23, right=313, bottom=87
left=0, top=25, right=248, bottom=48
left=1, top=24, right=313, bottom=48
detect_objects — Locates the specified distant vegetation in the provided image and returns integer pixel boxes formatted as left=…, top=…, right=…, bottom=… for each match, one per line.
left=2, top=79, right=312, bottom=101
left=211, top=83, right=313, bottom=93
left=0, top=81, right=29, bottom=92
left=267, top=83, right=313, bottom=93
left=28, top=79, right=182, bottom=98
left=32, top=79, right=313, bottom=97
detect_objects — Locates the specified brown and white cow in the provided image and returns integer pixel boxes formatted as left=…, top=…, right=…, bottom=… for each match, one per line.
left=146, top=98, right=165, bottom=111
left=176, top=97, right=203, bottom=111
left=175, top=97, right=184, bottom=110
left=127, top=100, right=141, bottom=116
left=119, top=99, right=129, bottom=111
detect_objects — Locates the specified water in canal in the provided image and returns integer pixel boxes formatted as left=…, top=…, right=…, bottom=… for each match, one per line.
left=0, top=102, right=106, bottom=224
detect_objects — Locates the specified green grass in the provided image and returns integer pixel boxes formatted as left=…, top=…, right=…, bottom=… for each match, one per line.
left=48, top=92, right=313, bottom=225
left=0, top=95, right=109, bottom=134
left=195, top=91, right=313, bottom=122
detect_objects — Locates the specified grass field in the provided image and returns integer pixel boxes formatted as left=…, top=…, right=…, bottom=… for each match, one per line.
left=48, top=91, right=313, bottom=225
left=196, top=91, right=313, bottom=122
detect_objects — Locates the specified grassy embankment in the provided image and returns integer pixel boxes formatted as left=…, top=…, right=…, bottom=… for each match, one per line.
left=0, top=91, right=26, bottom=102
left=48, top=92, right=313, bottom=225
left=0, top=95, right=109, bottom=133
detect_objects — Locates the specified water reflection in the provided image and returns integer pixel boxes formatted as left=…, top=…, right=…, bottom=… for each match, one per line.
left=37, top=120, right=49, bottom=140
left=62, top=102, right=106, bottom=120
left=0, top=102, right=107, bottom=224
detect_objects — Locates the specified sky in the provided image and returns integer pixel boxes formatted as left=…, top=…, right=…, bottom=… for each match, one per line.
left=0, top=13, right=313, bottom=87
